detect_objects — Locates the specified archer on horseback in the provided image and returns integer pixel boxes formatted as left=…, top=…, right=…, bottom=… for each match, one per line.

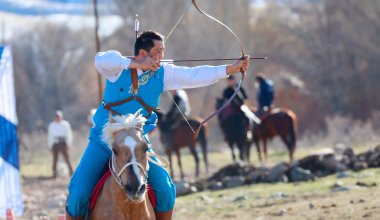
left=255, top=73, right=275, bottom=116
left=220, top=75, right=249, bottom=122
left=165, top=89, right=191, bottom=131
left=65, top=30, right=250, bottom=220
left=160, top=89, right=191, bottom=149
left=216, top=76, right=252, bottom=162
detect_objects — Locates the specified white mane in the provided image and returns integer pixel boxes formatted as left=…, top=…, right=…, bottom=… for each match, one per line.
left=102, top=111, right=147, bottom=148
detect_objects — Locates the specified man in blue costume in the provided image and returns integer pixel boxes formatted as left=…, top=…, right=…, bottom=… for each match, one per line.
left=255, top=74, right=274, bottom=114
left=65, top=30, right=250, bottom=220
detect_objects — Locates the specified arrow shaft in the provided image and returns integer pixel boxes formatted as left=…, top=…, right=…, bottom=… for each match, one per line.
left=160, top=57, right=268, bottom=63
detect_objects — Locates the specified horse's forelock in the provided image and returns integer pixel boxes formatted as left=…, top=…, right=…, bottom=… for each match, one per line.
left=103, top=112, right=147, bottom=148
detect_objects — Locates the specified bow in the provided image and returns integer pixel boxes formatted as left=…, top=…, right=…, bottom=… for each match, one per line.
left=155, top=0, right=255, bottom=138
left=190, top=0, right=248, bottom=138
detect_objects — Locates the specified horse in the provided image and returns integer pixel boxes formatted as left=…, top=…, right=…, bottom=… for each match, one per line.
left=216, top=98, right=251, bottom=162
left=90, top=112, right=155, bottom=220
left=250, top=107, right=297, bottom=163
left=155, top=111, right=208, bottom=180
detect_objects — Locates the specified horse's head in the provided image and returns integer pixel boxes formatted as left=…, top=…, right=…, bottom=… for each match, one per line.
left=103, top=111, right=149, bottom=202
left=154, top=111, right=165, bottom=126
left=154, top=110, right=171, bottom=132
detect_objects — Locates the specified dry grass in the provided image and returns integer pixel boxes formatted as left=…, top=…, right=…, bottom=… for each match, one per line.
left=16, top=116, right=380, bottom=219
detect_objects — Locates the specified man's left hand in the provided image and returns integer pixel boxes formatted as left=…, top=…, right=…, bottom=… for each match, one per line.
left=226, top=55, right=250, bottom=76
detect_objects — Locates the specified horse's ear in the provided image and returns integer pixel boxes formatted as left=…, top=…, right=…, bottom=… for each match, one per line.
left=109, top=112, right=116, bottom=123
left=137, top=123, right=143, bottom=131
left=134, top=111, right=144, bottom=131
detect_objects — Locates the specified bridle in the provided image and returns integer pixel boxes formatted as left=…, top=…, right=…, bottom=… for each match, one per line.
left=109, top=152, right=148, bottom=188
left=108, top=139, right=169, bottom=188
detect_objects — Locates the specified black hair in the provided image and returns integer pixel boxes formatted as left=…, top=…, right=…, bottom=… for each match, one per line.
left=134, top=30, right=164, bottom=56
left=227, top=75, right=235, bottom=80
left=255, top=74, right=265, bottom=82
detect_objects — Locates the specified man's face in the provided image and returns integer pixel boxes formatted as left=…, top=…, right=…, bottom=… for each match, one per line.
left=227, top=79, right=236, bottom=87
left=147, top=40, right=165, bottom=61
left=54, top=115, right=63, bottom=122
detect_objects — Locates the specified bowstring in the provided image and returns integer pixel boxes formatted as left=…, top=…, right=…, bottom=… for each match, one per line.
left=155, top=73, right=196, bottom=135
left=164, top=0, right=192, bottom=44
left=135, top=9, right=195, bottom=134
left=191, top=0, right=248, bottom=137
left=156, top=0, right=196, bottom=135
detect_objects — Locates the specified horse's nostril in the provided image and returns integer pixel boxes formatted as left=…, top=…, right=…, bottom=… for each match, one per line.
left=124, top=184, right=133, bottom=193
left=138, top=184, right=146, bottom=195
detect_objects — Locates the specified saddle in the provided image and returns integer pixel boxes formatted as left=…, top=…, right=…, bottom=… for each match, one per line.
left=218, top=104, right=241, bottom=122
left=256, top=107, right=279, bottom=121
left=89, top=168, right=156, bottom=210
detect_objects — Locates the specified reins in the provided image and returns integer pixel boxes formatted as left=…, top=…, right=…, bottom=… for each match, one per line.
left=103, top=68, right=160, bottom=117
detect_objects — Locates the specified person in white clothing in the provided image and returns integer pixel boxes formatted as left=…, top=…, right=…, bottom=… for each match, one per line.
left=169, top=89, right=191, bottom=117
left=165, top=89, right=191, bottom=129
left=48, top=110, right=74, bottom=178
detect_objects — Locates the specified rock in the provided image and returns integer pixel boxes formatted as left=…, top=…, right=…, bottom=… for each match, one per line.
left=353, top=161, right=368, bottom=171
left=233, top=195, right=247, bottom=203
left=289, top=166, right=312, bottom=182
left=331, top=186, right=351, bottom=192
left=223, top=176, right=245, bottom=188
left=200, top=195, right=213, bottom=204
left=332, top=180, right=344, bottom=188
left=270, top=209, right=287, bottom=216
left=207, top=162, right=255, bottom=182
left=271, top=192, right=288, bottom=199
left=175, top=180, right=197, bottom=196
left=267, top=163, right=289, bottom=183
left=336, top=171, right=352, bottom=179
left=298, top=151, right=347, bottom=176
left=356, top=181, right=377, bottom=187
left=309, top=203, right=315, bottom=209
left=368, top=148, right=380, bottom=167
left=320, top=154, right=344, bottom=172
left=208, top=181, right=224, bottom=191
left=245, top=168, right=268, bottom=183
left=280, top=175, right=289, bottom=182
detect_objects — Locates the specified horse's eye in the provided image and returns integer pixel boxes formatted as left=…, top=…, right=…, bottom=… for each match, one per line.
left=112, top=149, right=118, bottom=155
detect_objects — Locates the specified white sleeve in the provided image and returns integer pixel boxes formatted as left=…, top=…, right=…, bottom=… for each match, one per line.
left=94, top=50, right=132, bottom=83
left=47, top=123, right=54, bottom=149
left=64, top=121, right=73, bottom=147
left=163, top=64, right=228, bottom=90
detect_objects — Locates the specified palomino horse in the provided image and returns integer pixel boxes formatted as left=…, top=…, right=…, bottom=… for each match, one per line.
left=90, top=112, right=155, bottom=220
left=216, top=98, right=251, bottom=162
left=251, top=108, right=297, bottom=163
left=155, top=111, right=208, bottom=180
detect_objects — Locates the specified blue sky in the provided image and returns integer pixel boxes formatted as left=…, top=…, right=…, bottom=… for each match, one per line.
left=0, top=0, right=112, bottom=15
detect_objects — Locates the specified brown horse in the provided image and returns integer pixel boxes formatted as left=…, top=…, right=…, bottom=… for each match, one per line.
left=250, top=108, right=297, bottom=163
left=155, top=111, right=208, bottom=180
left=216, top=98, right=251, bottom=162
left=90, top=112, right=155, bottom=220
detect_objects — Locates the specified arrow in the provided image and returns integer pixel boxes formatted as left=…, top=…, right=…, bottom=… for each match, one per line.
left=159, top=57, right=268, bottom=63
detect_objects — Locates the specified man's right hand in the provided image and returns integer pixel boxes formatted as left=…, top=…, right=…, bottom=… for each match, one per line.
left=129, top=57, right=160, bottom=71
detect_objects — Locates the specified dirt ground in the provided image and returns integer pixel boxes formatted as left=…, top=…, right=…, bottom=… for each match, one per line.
left=15, top=131, right=380, bottom=220
left=19, top=167, right=380, bottom=220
